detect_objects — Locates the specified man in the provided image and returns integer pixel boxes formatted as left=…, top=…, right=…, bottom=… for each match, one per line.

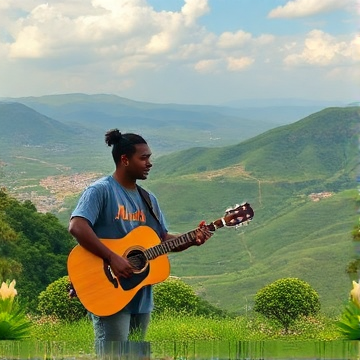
left=68, top=129, right=212, bottom=355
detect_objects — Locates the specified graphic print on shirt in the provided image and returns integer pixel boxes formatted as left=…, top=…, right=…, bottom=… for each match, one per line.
left=115, top=204, right=146, bottom=222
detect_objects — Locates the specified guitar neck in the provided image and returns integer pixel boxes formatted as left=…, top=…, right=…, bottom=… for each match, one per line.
left=144, top=219, right=224, bottom=260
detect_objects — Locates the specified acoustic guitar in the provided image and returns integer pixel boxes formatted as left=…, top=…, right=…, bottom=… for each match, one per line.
left=67, top=202, right=254, bottom=316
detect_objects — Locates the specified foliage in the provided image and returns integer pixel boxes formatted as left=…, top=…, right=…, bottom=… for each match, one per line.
left=37, top=276, right=87, bottom=322
left=337, top=280, right=360, bottom=339
left=0, top=279, right=32, bottom=339
left=153, top=277, right=229, bottom=318
left=28, top=311, right=341, bottom=344
left=346, top=221, right=360, bottom=279
left=336, top=300, right=360, bottom=340
left=153, top=277, right=200, bottom=315
left=253, top=278, right=320, bottom=330
left=0, top=189, right=76, bottom=312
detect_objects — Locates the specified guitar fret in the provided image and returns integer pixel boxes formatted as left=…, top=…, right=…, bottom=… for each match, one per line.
left=144, top=230, right=197, bottom=260
left=164, top=241, right=173, bottom=252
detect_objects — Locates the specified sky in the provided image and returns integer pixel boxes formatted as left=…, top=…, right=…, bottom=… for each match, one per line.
left=0, top=0, right=359, bottom=105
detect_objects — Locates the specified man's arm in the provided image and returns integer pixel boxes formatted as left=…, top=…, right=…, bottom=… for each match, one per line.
left=68, top=216, right=133, bottom=278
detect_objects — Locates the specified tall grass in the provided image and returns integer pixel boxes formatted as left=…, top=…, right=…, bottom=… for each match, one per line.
left=12, top=313, right=344, bottom=359
left=29, top=312, right=343, bottom=345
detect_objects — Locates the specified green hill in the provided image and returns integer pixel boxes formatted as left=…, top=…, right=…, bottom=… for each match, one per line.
left=0, top=101, right=358, bottom=315
left=143, top=106, right=360, bottom=314
left=151, top=106, right=359, bottom=182
left=147, top=177, right=357, bottom=314
left=0, top=102, right=75, bottom=146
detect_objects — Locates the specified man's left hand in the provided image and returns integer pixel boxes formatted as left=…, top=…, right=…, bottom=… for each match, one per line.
left=194, top=220, right=213, bottom=245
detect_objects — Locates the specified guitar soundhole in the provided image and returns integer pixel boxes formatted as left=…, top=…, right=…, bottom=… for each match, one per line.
left=126, top=250, right=148, bottom=273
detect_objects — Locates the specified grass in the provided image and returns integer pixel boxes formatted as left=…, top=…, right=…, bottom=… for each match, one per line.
left=28, top=312, right=343, bottom=344
left=0, top=312, right=351, bottom=359
left=17, top=313, right=351, bottom=359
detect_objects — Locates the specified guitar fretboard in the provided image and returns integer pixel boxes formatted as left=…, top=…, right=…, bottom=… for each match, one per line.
left=144, top=229, right=199, bottom=260
left=140, top=203, right=253, bottom=262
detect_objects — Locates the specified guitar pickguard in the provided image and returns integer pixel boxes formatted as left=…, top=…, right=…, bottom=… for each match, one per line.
left=102, top=248, right=150, bottom=290
left=119, top=265, right=150, bottom=290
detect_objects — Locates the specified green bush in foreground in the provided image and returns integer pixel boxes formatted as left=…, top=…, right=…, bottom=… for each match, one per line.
left=254, top=277, right=321, bottom=330
left=37, top=276, right=86, bottom=321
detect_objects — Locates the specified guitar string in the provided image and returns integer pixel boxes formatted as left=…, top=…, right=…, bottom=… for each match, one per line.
left=127, top=229, right=199, bottom=268
left=126, top=205, right=252, bottom=267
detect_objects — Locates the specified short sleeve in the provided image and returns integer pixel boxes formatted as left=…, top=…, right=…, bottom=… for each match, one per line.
left=70, top=186, right=105, bottom=226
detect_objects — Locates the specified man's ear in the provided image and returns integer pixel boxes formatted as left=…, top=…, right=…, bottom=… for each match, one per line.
left=121, top=155, right=129, bottom=166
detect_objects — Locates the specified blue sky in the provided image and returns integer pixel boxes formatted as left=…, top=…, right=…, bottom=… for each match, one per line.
left=0, top=0, right=358, bottom=105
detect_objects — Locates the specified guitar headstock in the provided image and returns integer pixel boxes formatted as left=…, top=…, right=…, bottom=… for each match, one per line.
left=206, top=202, right=254, bottom=232
left=223, top=202, right=254, bottom=228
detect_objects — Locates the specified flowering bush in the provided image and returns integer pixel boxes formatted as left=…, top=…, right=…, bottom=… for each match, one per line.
left=0, top=279, right=32, bottom=339
left=337, top=280, right=360, bottom=339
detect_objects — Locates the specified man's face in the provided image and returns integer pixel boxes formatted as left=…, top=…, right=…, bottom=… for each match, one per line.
left=127, top=143, right=152, bottom=180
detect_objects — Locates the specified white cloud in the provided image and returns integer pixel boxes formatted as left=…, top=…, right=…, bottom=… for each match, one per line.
left=217, top=30, right=252, bottom=49
left=146, top=32, right=173, bottom=54
left=283, top=30, right=352, bottom=66
left=226, top=56, right=254, bottom=71
left=255, top=34, right=275, bottom=46
left=3, top=0, right=211, bottom=63
left=268, top=0, right=355, bottom=18
left=9, top=25, right=45, bottom=58
left=194, top=59, right=220, bottom=73
left=181, top=0, right=210, bottom=25
left=346, top=35, right=360, bottom=61
left=0, top=0, right=358, bottom=103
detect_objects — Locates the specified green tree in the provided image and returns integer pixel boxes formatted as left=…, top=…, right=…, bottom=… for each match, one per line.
left=254, top=277, right=320, bottom=330
left=346, top=221, right=360, bottom=280
left=0, top=215, right=22, bottom=280
left=37, top=276, right=87, bottom=321
left=0, top=190, right=76, bottom=311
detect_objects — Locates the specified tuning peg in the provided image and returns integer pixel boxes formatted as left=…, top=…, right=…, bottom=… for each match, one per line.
left=234, top=219, right=252, bottom=230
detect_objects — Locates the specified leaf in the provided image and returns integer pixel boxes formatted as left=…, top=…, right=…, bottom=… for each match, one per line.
left=0, top=320, right=11, bottom=339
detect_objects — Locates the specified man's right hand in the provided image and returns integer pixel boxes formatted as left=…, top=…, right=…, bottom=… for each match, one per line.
left=108, top=252, right=134, bottom=278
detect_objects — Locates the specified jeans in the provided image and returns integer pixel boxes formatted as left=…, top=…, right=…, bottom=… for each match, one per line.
left=90, top=310, right=151, bottom=357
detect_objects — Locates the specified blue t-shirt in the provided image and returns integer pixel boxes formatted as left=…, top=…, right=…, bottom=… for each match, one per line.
left=70, top=175, right=168, bottom=314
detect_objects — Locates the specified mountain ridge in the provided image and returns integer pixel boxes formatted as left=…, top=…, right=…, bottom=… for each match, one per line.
left=151, top=106, right=359, bottom=183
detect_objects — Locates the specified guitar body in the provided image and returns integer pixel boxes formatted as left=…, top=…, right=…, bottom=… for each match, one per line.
left=67, top=226, right=170, bottom=317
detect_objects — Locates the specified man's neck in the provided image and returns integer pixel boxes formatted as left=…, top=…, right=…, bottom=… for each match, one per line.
left=112, top=172, right=136, bottom=189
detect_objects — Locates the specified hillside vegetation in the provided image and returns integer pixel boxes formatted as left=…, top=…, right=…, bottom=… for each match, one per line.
left=0, top=98, right=358, bottom=315
left=151, top=107, right=359, bottom=182
left=145, top=106, right=359, bottom=314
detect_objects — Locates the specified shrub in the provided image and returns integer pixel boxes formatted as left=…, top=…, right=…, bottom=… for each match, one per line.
left=153, top=277, right=200, bottom=314
left=253, top=277, right=320, bottom=330
left=153, top=277, right=229, bottom=318
left=37, top=276, right=87, bottom=321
